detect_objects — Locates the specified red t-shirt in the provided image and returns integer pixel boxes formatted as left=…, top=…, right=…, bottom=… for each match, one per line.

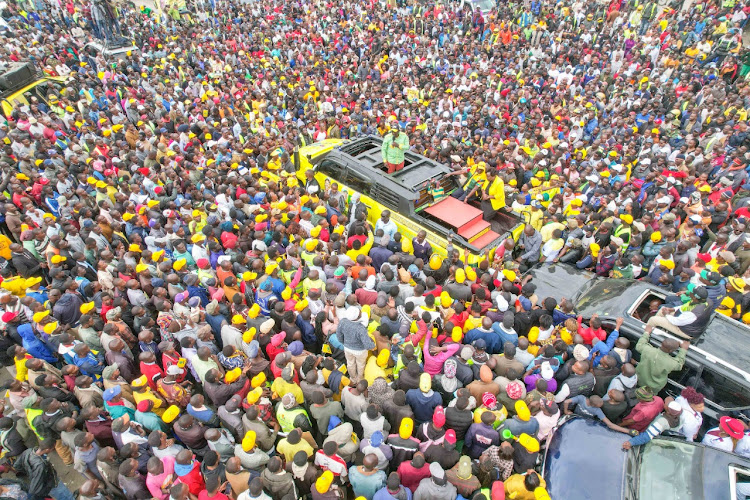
left=176, top=462, right=205, bottom=496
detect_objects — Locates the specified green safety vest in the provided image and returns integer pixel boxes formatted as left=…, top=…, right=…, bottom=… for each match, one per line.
left=614, top=224, right=632, bottom=247
left=25, top=408, right=43, bottom=439
left=277, top=406, right=308, bottom=434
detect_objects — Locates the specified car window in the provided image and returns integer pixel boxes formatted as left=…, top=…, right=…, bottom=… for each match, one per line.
left=731, top=467, right=750, bottom=500
left=638, top=440, right=703, bottom=500
left=317, top=159, right=342, bottom=178
left=699, top=365, right=750, bottom=411
left=343, top=170, right=372, bottom=196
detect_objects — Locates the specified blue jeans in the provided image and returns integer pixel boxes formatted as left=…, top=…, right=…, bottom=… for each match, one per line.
left=48, top=481, right=75, bottom=500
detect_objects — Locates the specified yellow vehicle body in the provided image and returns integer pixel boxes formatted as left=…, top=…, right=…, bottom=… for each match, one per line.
left=1, top=76, right=69, bottom=118
left=276, top=139, right=524, bottom=263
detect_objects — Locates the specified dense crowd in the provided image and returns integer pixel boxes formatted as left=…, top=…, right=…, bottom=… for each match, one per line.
left=0, top=0, right=749, bottom=497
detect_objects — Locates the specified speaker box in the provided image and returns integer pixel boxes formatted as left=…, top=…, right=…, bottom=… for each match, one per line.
left=0, top=63, right=36, bottom=92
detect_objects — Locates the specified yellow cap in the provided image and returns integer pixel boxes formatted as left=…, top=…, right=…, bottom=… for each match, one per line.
left=33, top=310, right=50, bottom=323
left=242, top=430, right=257, bottom=451
left=451, top=326, right=463, bottom=343
left=251, top=372, right=266, bottom=389
left=248, top=303, right=261, bottom=319
left=135, top=263, right=148, bottom=273
left=225, top=367, right=242, bottom=384
left=465, top=267, right=477, bottom=281
left=173, top=258, right=187, bottom=271
left=455, top=268, right=466, bottom=284
left=232, top=314, right=245, bottom=324
left=518, top=433, right=540, bottom=453
left=192, top=233, right=206, bottom=243
left=243, top=328, right=257, bottom=343
left=162, top=405, right=180, bottom=423
left=129, top=244, right=141, bottom=252
left=147, top=200, right=159, bottom=208
left=281, top=287, right=292, bottom=301
left=651, top=231, right=662, bottom=243
left=50, top=255, right=66, bottom=264
left=80, top=302, right=95, bottom=314
left=246, top=387, right=263, bottom=404
left=429, top=254, right=442, bottom=270
left=376, top=349, right=390, bottom=368
left=152, top=250, right=164, bottom=261
left=316, top=471, right=334, bottom=493
left=122, top=213, right=135, bottom=221
left=515, top=400, right=531, bottom=421
left=399, top=417, right=414, bottom=439
left=589, top=243, right=601, bottom=258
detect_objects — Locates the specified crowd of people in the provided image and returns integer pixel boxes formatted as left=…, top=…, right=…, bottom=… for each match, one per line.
left=0, top=0, right=749, bottom=497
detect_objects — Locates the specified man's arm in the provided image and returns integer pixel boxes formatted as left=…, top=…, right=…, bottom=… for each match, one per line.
left=635, top=325, right=652, bottom=353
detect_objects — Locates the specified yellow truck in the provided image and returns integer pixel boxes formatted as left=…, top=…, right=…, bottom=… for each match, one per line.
left=279, top=136, right=525, bottom=261
left=0, top=62, right=69, bottom=118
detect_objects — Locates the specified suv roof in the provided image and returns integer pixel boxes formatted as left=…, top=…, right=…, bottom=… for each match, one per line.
left=335, top=136, right=453, bottom=192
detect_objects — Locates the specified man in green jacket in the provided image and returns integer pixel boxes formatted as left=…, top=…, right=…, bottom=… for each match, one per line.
left=635, top=325, right=689, bottom=392
left=381, top=127, right=409, bottom=174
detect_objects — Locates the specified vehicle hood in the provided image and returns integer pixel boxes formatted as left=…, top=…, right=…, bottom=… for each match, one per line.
left=525, top=263, right=598, bottom=304
left=543, top=417, right=628, bottom=500
left=574, top=278, right=646, bottom=318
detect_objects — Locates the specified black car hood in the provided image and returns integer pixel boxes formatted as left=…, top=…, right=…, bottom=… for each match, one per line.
left=524, top=263, right=598, bottom=305
left=543, top=418, right=629, bottom=500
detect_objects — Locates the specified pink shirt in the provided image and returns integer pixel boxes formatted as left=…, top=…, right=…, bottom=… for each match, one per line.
left=146, top=455, right=175, bottom=500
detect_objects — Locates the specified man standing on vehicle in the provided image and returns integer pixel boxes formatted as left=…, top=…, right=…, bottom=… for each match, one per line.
left=382, top=126, right=409, bottom=174
left=646, top=286, right=713, bottom=339
left=479, top=169, right=506, bottom=222
left=635, top=325, right=689, bottom=393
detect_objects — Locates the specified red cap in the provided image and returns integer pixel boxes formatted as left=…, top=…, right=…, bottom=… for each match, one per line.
left=136, top=400, right=150, bottom=413
left=1, top=312, right=17, bottom=323
left=444, top=429, right=456, bottom=444
left=154, top=186, right=164, bottom=194
left=433, top=406, right=445, bottom=428
left=197, top=258, right=209, bottom=268
left=271, top=332, right=286, bottom=347
left=697, top=253, right=712, bottom=263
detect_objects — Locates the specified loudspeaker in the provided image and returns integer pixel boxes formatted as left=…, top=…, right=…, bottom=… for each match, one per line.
left=0, top=63, right=36, bottom=92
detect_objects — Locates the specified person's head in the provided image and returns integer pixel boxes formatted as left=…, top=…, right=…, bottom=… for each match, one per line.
left=524, top=472, right=541, bottom=492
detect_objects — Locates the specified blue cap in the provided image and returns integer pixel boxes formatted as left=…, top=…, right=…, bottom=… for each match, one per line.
left=328, top=415, right=341, bottom=432
left=103, top=385, right=121, bottom=402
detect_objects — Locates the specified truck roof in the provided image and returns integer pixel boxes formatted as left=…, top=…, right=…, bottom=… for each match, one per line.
left=334, top=136, right=453, bottom=193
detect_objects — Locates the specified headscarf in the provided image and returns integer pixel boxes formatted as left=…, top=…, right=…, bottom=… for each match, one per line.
left=439, top=358, right=459, bottom=394
left=368, top=377, right=395, bottom=408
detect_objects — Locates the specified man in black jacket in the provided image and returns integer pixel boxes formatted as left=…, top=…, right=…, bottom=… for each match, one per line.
left=9, top=243, right=42, bottom=279
left=14, top=439, right=75, bottom=500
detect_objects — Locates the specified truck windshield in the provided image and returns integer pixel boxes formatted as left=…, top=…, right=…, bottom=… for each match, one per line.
left=472, top=0, right=495, bottom=11
left=638, top=440, right=703, bottom=500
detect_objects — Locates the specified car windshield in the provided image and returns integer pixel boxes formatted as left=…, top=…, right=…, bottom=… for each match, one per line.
left=638, top=439, right=704, bottom=500
left=472, top=0, right=494, bottom=11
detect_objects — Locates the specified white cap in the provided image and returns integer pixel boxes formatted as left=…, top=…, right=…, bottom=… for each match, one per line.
left=541, top=361, right=553, bottom=381
left=429, top=461, right=445, bottom=480
left=166, top=365, right=184, bottom=376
